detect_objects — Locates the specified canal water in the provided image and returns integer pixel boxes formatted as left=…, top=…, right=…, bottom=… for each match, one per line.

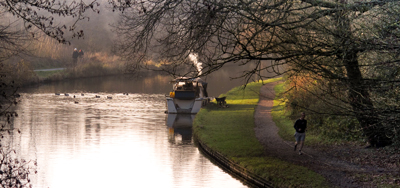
left=8, top=74, right=252, bottom=188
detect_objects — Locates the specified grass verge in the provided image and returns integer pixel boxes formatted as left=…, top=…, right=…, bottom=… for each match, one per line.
left=35, top=70, right=64, bottom=78
left=193, top=78, right=329, bottom=188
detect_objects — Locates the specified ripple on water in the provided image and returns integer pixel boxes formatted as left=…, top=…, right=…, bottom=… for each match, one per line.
left=10, top=92, right=247, bottom=188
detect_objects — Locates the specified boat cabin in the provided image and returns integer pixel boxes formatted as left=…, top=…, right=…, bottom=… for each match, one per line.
left=171, top=77, right=207, bottom=99
left=166, top=77, right=209, bottom=114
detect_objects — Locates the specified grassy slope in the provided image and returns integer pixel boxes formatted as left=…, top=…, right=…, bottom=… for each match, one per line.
left=193, top=78, right=329, bottom=188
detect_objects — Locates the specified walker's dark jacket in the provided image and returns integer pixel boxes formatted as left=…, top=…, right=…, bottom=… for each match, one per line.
left=78, top=50, right=84, bottom=57
left=72, top=51, right=79, bottom=59
left=294, top=119, right=307, bottom=133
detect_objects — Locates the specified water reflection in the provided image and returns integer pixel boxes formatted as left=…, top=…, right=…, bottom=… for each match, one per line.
left=167, top=114, right=195, bottom=145
left=20, top=74, right=250, bottom=98
left=10, top=90, right=247, bottom=188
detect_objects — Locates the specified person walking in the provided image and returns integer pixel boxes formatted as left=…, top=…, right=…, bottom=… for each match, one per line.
left=78, top=49, right=85, bottom=64
left=72, top=48, right=79, bottom=68
left=78, top=49, right=84, bottom=57
left=294, top=112, right=307, bottom=155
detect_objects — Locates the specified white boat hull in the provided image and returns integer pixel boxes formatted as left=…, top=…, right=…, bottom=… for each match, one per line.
left=166, top=97, right=207, bottom=114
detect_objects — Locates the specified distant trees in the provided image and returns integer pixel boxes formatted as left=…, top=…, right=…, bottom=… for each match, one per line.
left=110, top=0, right=400, bottom=146
left=0, top=0, right=100, bottom=43
left=1, top=0, right=101, bottom=108
left=0, top=0, right=100, bottom=61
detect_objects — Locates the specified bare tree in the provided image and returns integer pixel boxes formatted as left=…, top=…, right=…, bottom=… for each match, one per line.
left=0, top=0, right=101, bottom=186
left=1, top=0, right=100, bottom=43
left=1, top=0, right=102, bottom=118
left=110, top=0, right=400, bottom=146
left=0, top=20, right=27, bottom=63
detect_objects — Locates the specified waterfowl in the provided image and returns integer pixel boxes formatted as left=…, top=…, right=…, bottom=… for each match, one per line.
left=95, top=95, right=100, bottom=98
left=55, top=93, right=60, bottom=95
left=81, top=93, right=84, bottom=96
left=65, top=93, right=69, bottom=96
left=107, top=96, right=112, bottom=99
left=74, top=101, right=79, bottom=104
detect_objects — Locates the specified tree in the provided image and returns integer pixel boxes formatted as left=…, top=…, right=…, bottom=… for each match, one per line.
left=110, top=0, right=400, bottom=146
left=0, top=0, right=100, bottom=43
left=0, top=0, right=100, bottom=187
left=1, top=0, right=102, bottom=120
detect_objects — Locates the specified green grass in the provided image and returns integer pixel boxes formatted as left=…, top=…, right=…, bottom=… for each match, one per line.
left=32, top=62, right=124, bottom=82
left=35, top=70, right=64, bottom=78
left=193, top=77, right=329, bottom=188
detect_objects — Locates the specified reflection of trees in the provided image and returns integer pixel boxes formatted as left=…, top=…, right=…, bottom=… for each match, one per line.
left=168, top=128, right=232, bottom=187
left=165, top=113, right=216, bottom=186
left=7, top=91, right=241, bottom=187
left=0, top=0, right=103, bottom=81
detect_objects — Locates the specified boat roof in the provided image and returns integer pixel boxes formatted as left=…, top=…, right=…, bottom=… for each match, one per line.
left=173, top=77, right=206, bottom=84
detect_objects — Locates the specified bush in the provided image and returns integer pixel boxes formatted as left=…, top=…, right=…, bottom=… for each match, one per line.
left=283, top=75, right=364, bottom=144
left=0, top=65, right=36, bottom=188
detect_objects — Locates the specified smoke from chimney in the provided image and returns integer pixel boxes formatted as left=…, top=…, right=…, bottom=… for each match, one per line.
left=188, top=53, right=203, bottom=76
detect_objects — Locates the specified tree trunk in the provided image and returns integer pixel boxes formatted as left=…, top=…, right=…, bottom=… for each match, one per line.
left=337, top=10, right=391, bottom=147
left=343, top=55, right=390, bottom=146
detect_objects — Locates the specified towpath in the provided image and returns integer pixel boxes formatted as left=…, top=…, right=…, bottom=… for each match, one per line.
left=254, top=81, right=397, bottom=187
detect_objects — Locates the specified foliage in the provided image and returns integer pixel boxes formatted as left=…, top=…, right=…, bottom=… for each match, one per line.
left=282, top=76, right=364, bottom=143
left=0, top=0, right=101, bottom=74
left=193, top=78, right=328, bottom=187
left=0, top=0, right=100, bottom=44
left=110, top=0, right=400, bottom=147
left=0, top=123, right=36, bottom=188
left=0, top=1, right=103, bottom=187
left=0, top=20, right=27, bottom=63
left=0, top=64, right=35, bottom=188
left=35, top=70, right=63, bottom=79
left=2, top=60, right=37, bottom=86
left=273, top=82, right=364, bottom=146
left=0, top=100, right=35, bottom=187
left=273, top=81, right=400, bottom=187
left=0, top=63, right=20, bottom=116
left=52, top=52, right=123, bottom=79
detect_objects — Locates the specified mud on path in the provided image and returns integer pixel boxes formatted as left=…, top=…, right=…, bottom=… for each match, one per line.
left=254, top=82, right=400, bottom=187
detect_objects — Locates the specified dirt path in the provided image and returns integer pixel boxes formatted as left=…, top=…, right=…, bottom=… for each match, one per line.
left=254, top=82, right=396, bottom=188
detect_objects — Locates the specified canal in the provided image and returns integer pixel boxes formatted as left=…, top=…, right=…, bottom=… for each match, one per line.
left=8, top=74, right=251, bottom=188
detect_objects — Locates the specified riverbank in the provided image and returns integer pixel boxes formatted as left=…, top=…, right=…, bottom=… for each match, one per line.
left=21, top=63, right=162, bottom=88
left=193, top=78, right=400, bottom=188
left=193, top=78, right=328, bottom=187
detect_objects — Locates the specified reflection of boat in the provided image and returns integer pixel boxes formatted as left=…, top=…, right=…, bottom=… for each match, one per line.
left=167, top=114, right=195, bottom=144
left=166, top=114, right=195, bottom=128
left=166, top=77, right=209, bottom=114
